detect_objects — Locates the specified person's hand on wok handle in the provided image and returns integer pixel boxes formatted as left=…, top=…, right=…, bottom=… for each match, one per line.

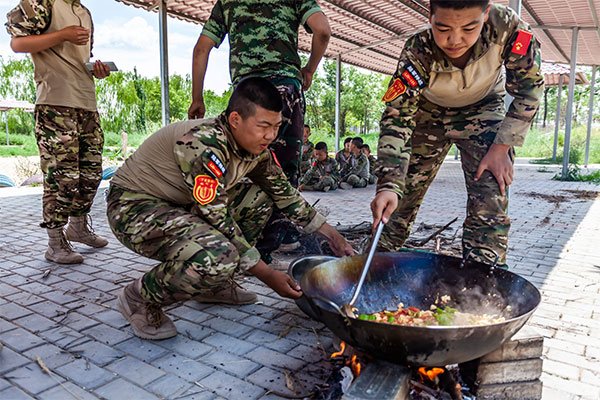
left=248, top=221, right=354, bottom=299
left=371, top=190, right=396, bottom=233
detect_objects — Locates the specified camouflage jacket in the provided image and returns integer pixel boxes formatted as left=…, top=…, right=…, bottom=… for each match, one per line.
left=335, top=149, right=351, bottom=171
left=301, top=156, right=340, bottom=185
left=377, top=4, right=543, bottom=197
left=343, top=152, right=369, bottom=180
left=201, top=0, right=322, bottom=84
left=113, top=113, right=325, bottom=270
left=367, top=155, right=377, bottom=175
left=301, top=140, right=315, bottom=162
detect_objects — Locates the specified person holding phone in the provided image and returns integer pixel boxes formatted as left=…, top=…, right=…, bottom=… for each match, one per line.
left=6, top=0, right=111, bottom=264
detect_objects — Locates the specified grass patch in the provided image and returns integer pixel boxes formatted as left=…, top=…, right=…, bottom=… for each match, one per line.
left=553, top=164, right=600, bottom=184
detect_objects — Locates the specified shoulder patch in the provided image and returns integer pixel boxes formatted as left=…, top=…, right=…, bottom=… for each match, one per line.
left=193, top=175, right=218, bottom=205
left=403, top=62, right=426, bottom=88
left=207, top=151, right=226, bottom=178
left=511, top=30, right=532, bottom=56
left=382, top=78, right=407, bottom=102
left=271, top=150, right=281, bottom=168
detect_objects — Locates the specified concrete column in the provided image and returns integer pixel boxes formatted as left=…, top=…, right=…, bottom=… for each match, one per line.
left=335, top=54, right=341, bottom=153
left=562, top=28, right=579, bottom=179
left=552, top=75, right=563, bottom=163
left=585, top=65, right=597, bottom=167
left=159, top=0, right=170, bottom=126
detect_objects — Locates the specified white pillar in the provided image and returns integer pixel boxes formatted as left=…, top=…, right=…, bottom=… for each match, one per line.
left=335, top=54, right=341, bottom=153
left=562, top=28, right=579, bottom=179
left=159, top=0, right=170, bottom=126
left=585, top=65, right=597, bottom=167
left=4, top=111, right=8, bottom=146
left=552, top=75, right=563, bottom=163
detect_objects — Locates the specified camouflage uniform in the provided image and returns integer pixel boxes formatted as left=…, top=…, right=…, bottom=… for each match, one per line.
left=107, top=114, right=325, bottom=304
left=367, top=154, right=377, bottom=184
left=201, top=0, right=322, bottom=186
left=6, top=0, right=103, bottom=229
left=335, top=149, right=352, bottom=173
left=300, top=156, right=340, bottom=191
left=299, top=139, right=315, bottom=176
left=376, top=4, right=544, bottom=265
left=342, top=152, right=369, bottom=188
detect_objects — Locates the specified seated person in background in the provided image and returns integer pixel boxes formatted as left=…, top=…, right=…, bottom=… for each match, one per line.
left=340, top=137, right=369, bottom=189
left=335, top=137, right=352, bottom=172
left=106, top=77, right=353, bottom=340
left=298, top=141, right=340, bottom=192
left=299, top=124, right=315, bottom=176
left=361, top=144, right=377, bottom=184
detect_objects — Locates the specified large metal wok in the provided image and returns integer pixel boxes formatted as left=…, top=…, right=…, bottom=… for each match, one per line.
left=288, top=249, right=540, bottom=366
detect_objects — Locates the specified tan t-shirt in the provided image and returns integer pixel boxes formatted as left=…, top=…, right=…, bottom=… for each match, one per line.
left=6, top=0, right=97, bottom=110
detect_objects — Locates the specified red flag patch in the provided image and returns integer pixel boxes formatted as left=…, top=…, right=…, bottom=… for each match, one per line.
left=511, top=30, right=532, bottom=56
left=207, top=161, right=223, bottom=178
left=271, top=150, right=281, bottom=167
left=402, top=71, right=418, bottom=87
left=193, top=175, right=218, bottom=205
left=382, top=78, right=407, bottom=102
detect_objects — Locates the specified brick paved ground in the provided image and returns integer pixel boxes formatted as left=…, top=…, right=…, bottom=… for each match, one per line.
left=1, top=158, right=599, bottom=400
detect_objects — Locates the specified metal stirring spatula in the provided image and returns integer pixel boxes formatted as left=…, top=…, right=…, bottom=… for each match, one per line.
left=342, top=221, right=385, bottom=318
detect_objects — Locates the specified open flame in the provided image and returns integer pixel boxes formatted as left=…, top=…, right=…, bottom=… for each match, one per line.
left=330, top=341, right=362, bottom=378
left=330, top=341, right=346, bottom=359
left=350, top=354, right=361, bottom=377
left=418, top=367, right=445, bottom=381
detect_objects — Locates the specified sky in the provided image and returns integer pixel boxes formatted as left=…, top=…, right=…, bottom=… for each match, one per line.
left=0, top=0, right=233, bottom=94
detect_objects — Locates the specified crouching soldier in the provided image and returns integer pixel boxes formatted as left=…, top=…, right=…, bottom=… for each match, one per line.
left=361, top=144, right=377, bottom=184
left=107, top=78, right=354, bottom=340
left=298, top=142, right=340, bottom=192
left=299, top=124, right=315, bottom=176
left=340, top=137, right=369, bottom=189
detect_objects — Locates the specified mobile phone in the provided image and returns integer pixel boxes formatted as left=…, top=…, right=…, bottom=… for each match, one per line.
left=85, top=61, right=118, bottom=72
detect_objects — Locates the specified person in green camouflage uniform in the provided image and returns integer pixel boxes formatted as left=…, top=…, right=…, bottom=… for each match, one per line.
left=300, top=124, right=315, bottom=176
left=298, top=142, right=340, bottom=192
left=371, top=1, right=544, bottom=266
left=336, top=137, right=353, bottom=173
left=6, top=0, right=111, bottom=264
left=341, top=137, right=369, bottom=189
left=361, top=144, right=377, bottom=185
left=109, top=78, right=353, bottom=340
left=188, top=0, right=331, bottom=263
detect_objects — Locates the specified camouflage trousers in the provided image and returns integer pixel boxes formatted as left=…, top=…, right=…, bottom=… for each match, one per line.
left=34, top=105, right=104, bottom=229
left=344, top=174, right=368, bottom=188
left=106, top=182, right=272, bottom=304
left=380, top=98, right=513, bottom=265
left=304, top=175, right=338, bottom=192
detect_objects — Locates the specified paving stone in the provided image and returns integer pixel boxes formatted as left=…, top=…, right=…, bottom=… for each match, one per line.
left=82, top=324, right=131, bottom=346
left=13, top=313, right=57, bottom=334
left=115, top=337, right=170, bottom=362
left=247, top=365, right=323, bottom=396
left=23, top=343, right=80, bottom=370
left=0, top=386, right=36, bottom=400
left=62, top=312, right=100, bottom=331
left=203, top=305, right=251, bottom=321
left=157, top=334, right=213, bottom=359
left=174, top=319, right=215, bottom=341
left=169, top=305, right=213, bottom=322
left=68, top=340, right=124, bottom=365
left=243, top=329, right=298, bottom=353
left=37, top=381, right=100, bottom=400
left=106, top=356, right=166, bottom=385
left=0, top=317, right=17, bottom=333
left=94, top=378, right=159, bottom=399
left=145, top=374, right=195, bottom=399
left=5, top=291, right=46, bottom=307
left=0, top=345, right=31, bottom=374
left=8, top=364, right=64, bottom=395
left=153, top=353, right=214, bottom=381
left=1, top=327, right=45, bottom=352
left=55, top=358, right=116, bottom=390
left=38, top=325, right=85, bottom=348
left=1, top=302, right=33, bottom=320
left=245, top=347, right=306, bottom=370
left=202, top=332, right=258, bottom=356
left=0, top=378, right=10, bottom=392
left=0, top=282, right=19, bottom=296
left=200, top=349, right=260, bottom=378
left=176, top=390, right=217, bottom=399
left=199, top=371, right=264, bottom=400
left=203, top=317, right=253, bottom=337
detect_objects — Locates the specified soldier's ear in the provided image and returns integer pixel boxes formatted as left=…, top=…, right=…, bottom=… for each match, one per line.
left=483, top=4, right=491, bottom=22
left=228, top=111, right=242, bottom=130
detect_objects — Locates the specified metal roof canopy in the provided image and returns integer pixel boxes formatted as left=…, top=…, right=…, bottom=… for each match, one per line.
left=117, top=0, right=598, bottom=173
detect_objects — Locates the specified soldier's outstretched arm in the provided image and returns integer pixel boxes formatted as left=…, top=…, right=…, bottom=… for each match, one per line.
left=248, top=259, right=302, bottom=299
left=189, top=35, right=217, bottom=119
left=302, top=11, right=331, bottom=91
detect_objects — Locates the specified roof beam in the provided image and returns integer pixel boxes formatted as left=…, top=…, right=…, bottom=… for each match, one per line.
left=522, top=0, right=570, bottom=62
left=533, top=25, right=598, bottom=31
left=323, top=1, right=405, bottom=36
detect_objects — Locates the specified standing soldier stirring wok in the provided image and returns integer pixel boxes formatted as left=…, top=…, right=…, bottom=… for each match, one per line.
left=371, top=0, right=543, bottom=267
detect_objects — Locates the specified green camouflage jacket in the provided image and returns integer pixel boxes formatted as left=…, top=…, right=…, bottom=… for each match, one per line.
left=201, top=0, right=322, bottom=84
left=175, top=113, right=325, bottom=269
left=367, top=155, right=377, bottom=175
left=343, top=152, right=369, bottom=180
left=6, top=0, right=94, bottom=55
left=301, top=140, right=315, bottom=162
left=301, top=156, right=340, bottom=185
left=377, top=4, right=543, bottom=197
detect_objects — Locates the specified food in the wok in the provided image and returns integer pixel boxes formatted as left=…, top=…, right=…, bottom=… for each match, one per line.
left=356, top=303, right=506, bottom=327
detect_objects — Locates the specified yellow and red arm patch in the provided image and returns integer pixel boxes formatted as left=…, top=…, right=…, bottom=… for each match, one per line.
left=382, top=61, right=426, bottom=102
left=382, top=78, right=407, bottom=102
left=511, top=30, right=533, bottom=56
left=193, top=175, right=219, bottom=205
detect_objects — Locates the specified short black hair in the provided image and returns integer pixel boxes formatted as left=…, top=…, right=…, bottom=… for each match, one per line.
left=430, top=0, right=489, bottom=14
left=304, top=124, right=311, bottom=130
left=361, top=144, right=371, bottom=152
left=343, top=137, right=352, bottom=144
left=226, top=77, right=283, bottom=118
left=315, top=141, right=328, bottom=152
left=351, top=137, right=363, bottom=147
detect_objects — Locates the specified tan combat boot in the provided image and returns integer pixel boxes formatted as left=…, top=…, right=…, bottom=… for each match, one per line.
left=65, top=215, right=108, bottom=248
left=45, top=228, right=84, bottom=264
left=119, top=277, right=177, bottom=340
left=194, top=284, right=258, bottom=305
